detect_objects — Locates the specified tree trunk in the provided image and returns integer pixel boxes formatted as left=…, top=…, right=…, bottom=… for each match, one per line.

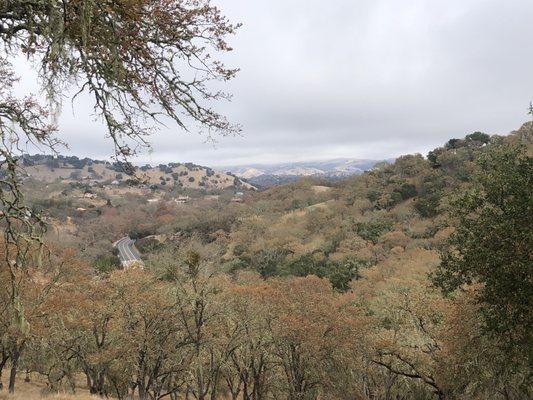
left=138, top=386, right=148, bottom=400
left=0, top=353, right=9, bottom=391
left=85, top=369, right=106, bottom=397
left=8, top=346, right=22, bottom=394
left=96, top=370, right=106, bottom=397
left=210, top=369, right=220, bottom=400
left=85, top=371, right=95, bottom=394
left=242, top=378, right=250, bottom=400
left=252, top=373, right=266, bottom=400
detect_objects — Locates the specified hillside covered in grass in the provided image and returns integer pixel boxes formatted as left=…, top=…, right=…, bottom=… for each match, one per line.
left=0, top=123, right=531, bottom=400
left=15, top=155, right=253, bottom=191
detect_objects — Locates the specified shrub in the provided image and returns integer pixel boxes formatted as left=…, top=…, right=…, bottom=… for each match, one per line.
left=396, top=183, right=418, bottom=200
left=93, top=255, right=120, bottom=274
left=414, top=194, right=441, bottom=217
left=355, top=220, right=393, bottom=244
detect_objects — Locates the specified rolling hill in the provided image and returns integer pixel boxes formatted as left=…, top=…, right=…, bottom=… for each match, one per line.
left=17, top=155, right=255, bottom=192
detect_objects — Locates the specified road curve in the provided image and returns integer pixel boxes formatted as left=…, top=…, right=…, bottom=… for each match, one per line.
left=114, top=236, right=144, bottom=268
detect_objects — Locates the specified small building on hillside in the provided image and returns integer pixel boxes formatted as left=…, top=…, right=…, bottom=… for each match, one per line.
left=83, top=192, right=97, bottom=199
left=174, top=195, right=190, bottom=204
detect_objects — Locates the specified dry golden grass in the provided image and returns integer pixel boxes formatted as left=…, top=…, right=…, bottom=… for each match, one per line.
left=0, top=376, right=103, bottom=400
left=0, top=393, right=102, bottom=400
left=23, top=161, right=252, bottom=191
left=310, top=185, right=331, bottom=193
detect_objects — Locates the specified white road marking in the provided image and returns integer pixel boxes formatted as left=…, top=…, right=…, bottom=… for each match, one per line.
left=115, top=236, right=143, bottom=266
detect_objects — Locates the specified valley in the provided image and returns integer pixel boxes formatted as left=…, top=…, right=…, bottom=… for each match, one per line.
left=1, top=1, right=531, bottom=398
left=1, top=123, right=529, bottom=399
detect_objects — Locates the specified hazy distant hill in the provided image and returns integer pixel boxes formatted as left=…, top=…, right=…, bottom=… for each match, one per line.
left=222, top=158, right=392, bottom=187
left=17, top=154, right=254, bottom=191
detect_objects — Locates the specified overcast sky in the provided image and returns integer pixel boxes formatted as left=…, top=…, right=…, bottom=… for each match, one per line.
left=14, top=0, right=533, bottom=166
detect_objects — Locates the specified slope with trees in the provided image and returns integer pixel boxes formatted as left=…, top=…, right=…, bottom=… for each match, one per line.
left=0, top=123, right=530, bottom=399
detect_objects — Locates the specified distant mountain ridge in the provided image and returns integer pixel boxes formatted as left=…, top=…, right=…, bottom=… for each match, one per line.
left=221, top=158, right=393, bottom=187
left=16, top=154, right=254, bottom=191
left=15, top=154, right=391, bottom=190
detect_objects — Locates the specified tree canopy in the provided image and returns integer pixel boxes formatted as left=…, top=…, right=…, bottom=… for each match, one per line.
left=1, top=0, right=240, bottom=156
left=432, top=143, right=533, bottom=357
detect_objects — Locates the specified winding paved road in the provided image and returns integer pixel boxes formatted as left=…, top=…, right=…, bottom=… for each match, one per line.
left=115, top=236, right=144, bottom=268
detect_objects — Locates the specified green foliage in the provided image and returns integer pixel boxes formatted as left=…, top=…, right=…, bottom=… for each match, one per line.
left=414, top=194, right=440, bottom=217
left=446, top=138, right=462, bottom=149
left=466, top=131, right=490, bottom=145
left=427, top=150, right=440, bottom=167
left=394, top=183, right=418, bottom=200
left=355, top=220, right=393, bottom=244
left=283, top=253, right=324, bottom=277
left=129, top=227, right=156, bottom=240
left=414, top=172, right=446, bottom=217
left=136, top=237, right=164, bottom=253
left=281, top=254, right=366, bottom=291
left=366, top=189, right=381, bottom=203
left=326, top=258, right=367, bottom=291
left=159, top=164, right=173, bottom=173
left=253, top=248, right=290, bottom=278
left=93, top=255, right=120, bottom=274
left=432, top=144, right=533, bottom=357
left=393, top=154, right=426, bottom=177
left=223, top=257, right=249, bottom=275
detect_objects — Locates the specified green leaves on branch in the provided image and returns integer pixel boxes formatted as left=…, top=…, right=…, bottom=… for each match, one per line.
left=432, top=143, right=533, bottom=357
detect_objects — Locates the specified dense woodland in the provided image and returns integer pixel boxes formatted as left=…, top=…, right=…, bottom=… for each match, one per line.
left=0, top=1, right=531, bottom=398
left=0, top=123, right=531, bottom=399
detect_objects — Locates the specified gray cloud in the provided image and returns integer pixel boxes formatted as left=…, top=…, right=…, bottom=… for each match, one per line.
left=12, top=0, right=533, bottom=166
